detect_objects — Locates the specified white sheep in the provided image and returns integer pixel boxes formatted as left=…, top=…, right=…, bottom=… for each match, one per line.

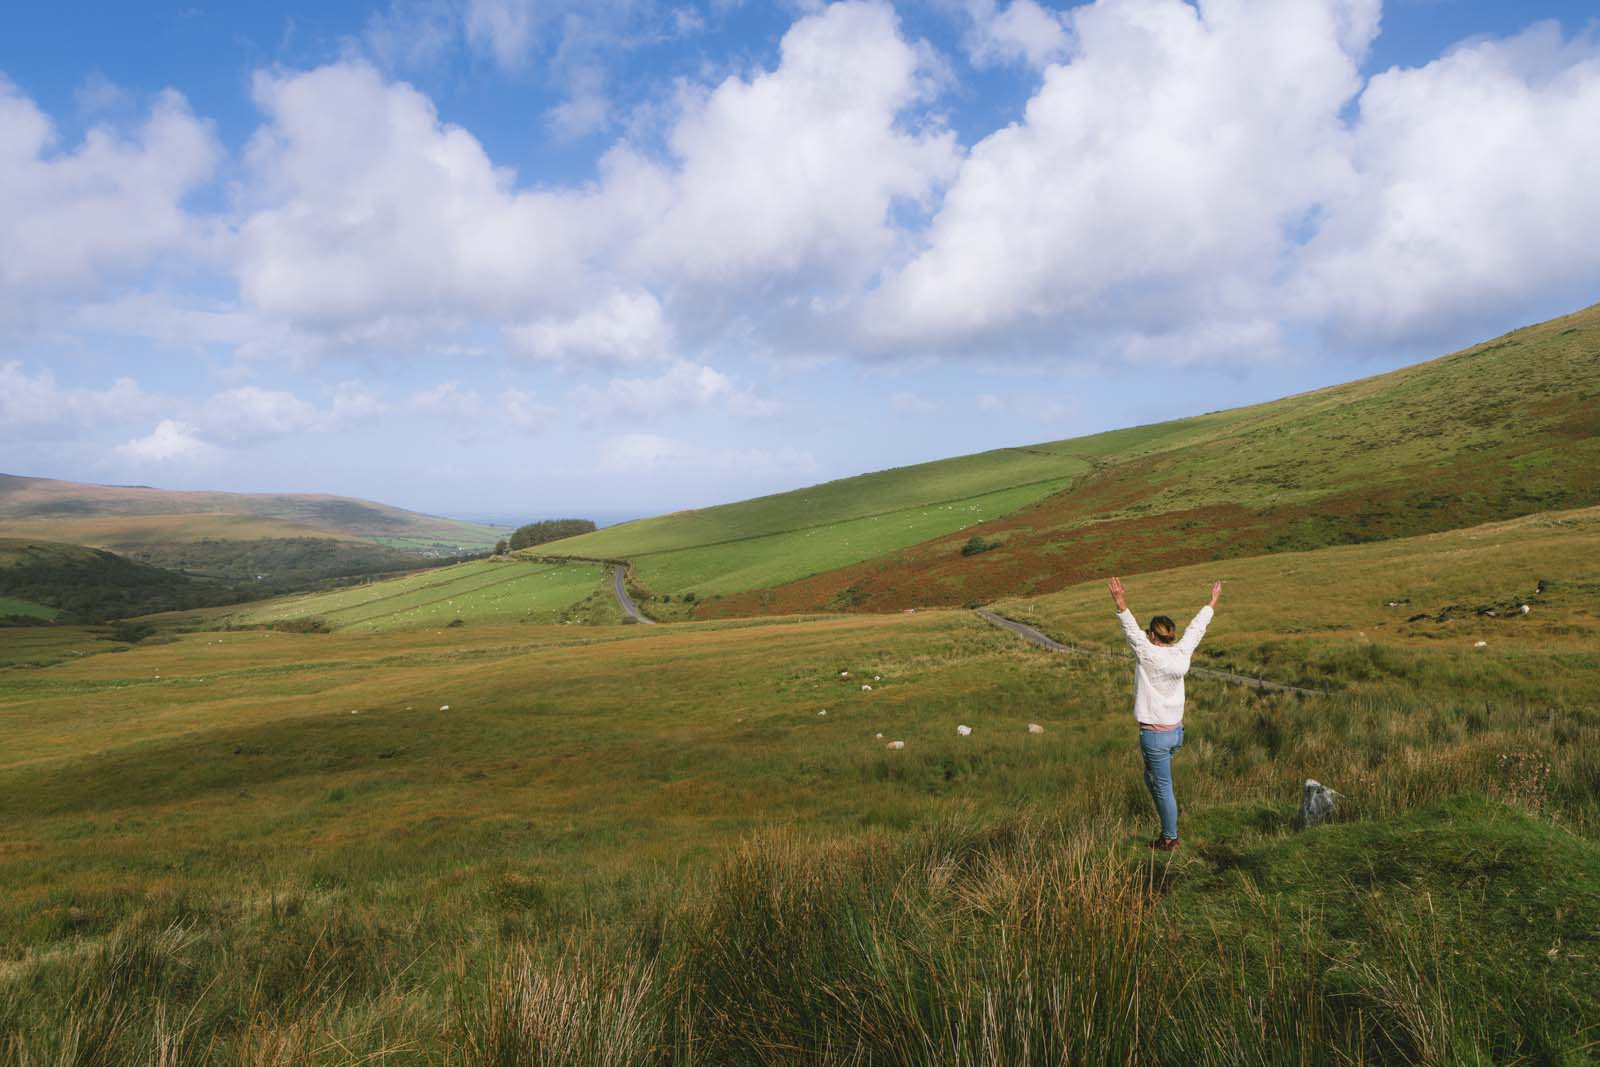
left=439, top=704, right=451, bottom=711
left=862, top=684, right=873, bottom=691
left=818, top=709, right=828, bottom=716
left=1473, top=641, right=1487, bottom=648
left=1028, top=723, right=1044, bottom=734
left=886, top=740, right=905, bottom=750
left=956, top=724, right=972, bottom=737
left=875, top=732, right=884, bottom=739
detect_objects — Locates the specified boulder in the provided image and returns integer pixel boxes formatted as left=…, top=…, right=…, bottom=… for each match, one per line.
left=1296, top=779, right=1340, bottom=829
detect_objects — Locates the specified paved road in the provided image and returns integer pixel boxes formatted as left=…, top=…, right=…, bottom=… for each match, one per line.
left=612, top=565, right=656, bottom=625
left=975, top=609, right=1324, bottom=697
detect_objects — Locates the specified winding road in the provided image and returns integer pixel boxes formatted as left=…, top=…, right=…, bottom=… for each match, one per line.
left=612, top=565, right=655, bottom=625
left=975, top=609, right=1324, bottom=697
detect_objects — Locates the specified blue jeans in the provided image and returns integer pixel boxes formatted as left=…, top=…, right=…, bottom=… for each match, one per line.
left=1140, top=726, right=1184, bottom=841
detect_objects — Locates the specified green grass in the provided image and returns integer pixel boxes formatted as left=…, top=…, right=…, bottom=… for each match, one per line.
left=222, top=558, right=612, bottom=632
left=2, top=503, right=1598, bottom=1061
left=0, top=595, right=55, bottom=621
left=549, top=302, right=1600, bottom=615
left=621, top=477, right=1072, bottom=601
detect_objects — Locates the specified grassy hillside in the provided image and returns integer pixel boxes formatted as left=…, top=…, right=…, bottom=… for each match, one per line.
left=0, top=475, right=504, bottom=552
left=221, top=557, right=617, bottom=632
left=0, top=538, right=240, bottom=623
left=2, top=508, right=1597, bottom=1060
left=544, top=303, right=1599, bottom=618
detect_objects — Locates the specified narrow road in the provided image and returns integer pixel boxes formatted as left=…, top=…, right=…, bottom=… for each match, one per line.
left=975, top=609, right=1324, bottom=697
left=612, top=565, right=655, bottom=625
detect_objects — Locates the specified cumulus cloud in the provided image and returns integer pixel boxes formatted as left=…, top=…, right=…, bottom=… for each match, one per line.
left=0, top=363, right=160, bottom=436
left=964, top=0, right=1070, bottom=69
left=237, top=61, right=599, bottom=332
left=506, top=290, right=669, bottom=365
left=1292, top=20, right=1600, bottom=344
left=577, top=360, right=779, bottom=420
left=0, top=77, right=219, bottom=302
left=200, top=386, right=321, bottom=443
left=114, top=419, right=219, bottom=463
left=597, top=432, right=816, bottom=476
left=867, top=0, right=1378, bottom=359
left=613, top=2, right=958, bottom=291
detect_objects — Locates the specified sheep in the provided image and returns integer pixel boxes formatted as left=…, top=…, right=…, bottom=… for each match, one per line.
left=1028, top=723, right=1044, bottom=734
left=817, top=709, right=828, bottom=716
left=1473, top=641, right=1487, bottom=648
left=956, top=724, right=972, bottom=737
left=439, top=704, right=451, bottom=711
left=862, top=684, right=873, bottom=691
left=886, top=740, right=905, bottom=750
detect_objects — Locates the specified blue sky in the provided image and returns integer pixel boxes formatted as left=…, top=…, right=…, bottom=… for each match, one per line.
left=2, top=0, right=1598, bottom=523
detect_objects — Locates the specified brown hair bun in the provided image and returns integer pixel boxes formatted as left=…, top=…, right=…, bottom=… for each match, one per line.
left=1148, top=615, right=1177, bottom=644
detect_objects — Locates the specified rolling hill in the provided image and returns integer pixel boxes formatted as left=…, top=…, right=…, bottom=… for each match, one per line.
left=4, top=500, right=1597, bottom=1059
left=543, top=301, right=1600, bottom=618
left=0, top=474, right=504, bottom=553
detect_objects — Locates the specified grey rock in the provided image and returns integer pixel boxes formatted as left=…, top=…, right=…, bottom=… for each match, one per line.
left=1296, top=779, right=1340, bottom=829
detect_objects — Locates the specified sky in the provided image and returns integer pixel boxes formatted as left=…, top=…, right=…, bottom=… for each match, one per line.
left=2, top=0, right=1598, bottom=524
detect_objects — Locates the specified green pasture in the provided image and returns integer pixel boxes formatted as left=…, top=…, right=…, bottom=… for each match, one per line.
left=0, top=596, right=55, bottom=621
left=547, top=450, right=1089, bottom=561
left=2, top=507, right=1599, bottom=1061
left=547, top=304, right=1600, bottom=612
left=626, top=477, right=1072, bottom=599
left=225, top=558, right=610, bottom=631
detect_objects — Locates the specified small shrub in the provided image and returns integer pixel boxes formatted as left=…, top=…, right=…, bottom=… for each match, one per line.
left=960, top=535, right=1002, bottom=556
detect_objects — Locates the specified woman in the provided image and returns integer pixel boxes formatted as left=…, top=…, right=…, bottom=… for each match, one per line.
left=1107, top=576, right=1222, bottom=851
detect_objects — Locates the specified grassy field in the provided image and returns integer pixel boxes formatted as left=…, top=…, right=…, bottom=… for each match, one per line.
left=613, top=478, right=1074, bottom=609
left=0, top=595, right=55, bottom=621
left=538, top=303, right=1600, bottom=618
left=220, top=558, right=615, bottom=632
left=2, top=507, right=1597, bottom=1062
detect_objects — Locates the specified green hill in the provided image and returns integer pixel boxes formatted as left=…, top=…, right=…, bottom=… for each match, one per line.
left=219, top=557, right=617, bottom=632
left=3, top=506, right=1597, bottom=1059
left=543, top=302, right=1600, bottom=618
left=0, top=539, right=223, bottom=623
left=0, top=474, right=504, bottom=553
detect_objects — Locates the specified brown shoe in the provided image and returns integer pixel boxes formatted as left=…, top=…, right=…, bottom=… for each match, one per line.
left=1149, top=836, right=1180, bottom=852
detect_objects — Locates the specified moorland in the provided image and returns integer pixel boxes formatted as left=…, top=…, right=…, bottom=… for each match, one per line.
left=2, top=305, right=1598, bottom=1065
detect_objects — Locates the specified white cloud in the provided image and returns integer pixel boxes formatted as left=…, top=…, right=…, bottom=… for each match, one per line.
left=502, top=388, right=553, bottom=433
left=237, top=61, right=599, bottom=331
left=409, top=381, right=483, bottom=418
left=867, top=0, right=1377, bottom=359
left=613, top=1, right=960, bottom=290
left=0, top=362, right=159, bottom=435
left=201, top=386, right=321, bottom=443
left=0, top=77, right=219, bottom=301
left=363, top=0, right=461, bottom=69
left=1292, top=20, right=1600, bottom=345
left=577, top=360, right=779, bottom=420
left=965, top=0, right=1070, bottom=69
left=329, top=381, right=388, bottom=423
left=890, top=390, right=937, bottom=414
left=464, top=0, right=539, bottom=68
left=597, top=432, right=816, bottom=476
left=506, top=289, right=669, bottom=365
left=114, top=419, right=218, bottom=463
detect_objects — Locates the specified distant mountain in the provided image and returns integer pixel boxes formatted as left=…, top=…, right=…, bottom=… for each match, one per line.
left=0, top=476, right=504, bottom=554
left=542, top=301, right=1600, bottom=617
